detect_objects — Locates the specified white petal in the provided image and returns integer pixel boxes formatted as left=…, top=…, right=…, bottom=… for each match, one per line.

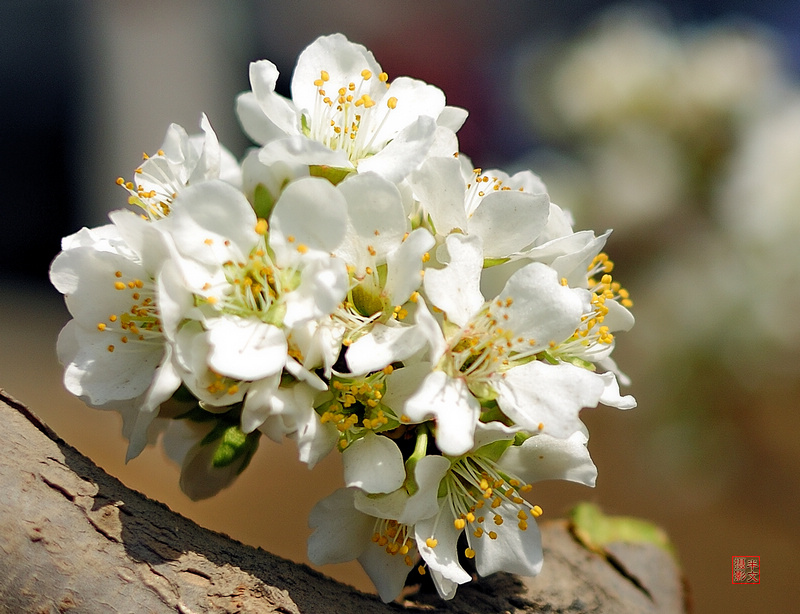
left=160, top=180, right=258, bottom=267
left=206, top=316, right=287, bottom=381
left=423, top=233, right=485, bottom=327
left=467, top=501, right=543, bottom=578
left=270, top=176, right=348, bottom=257
left=468, top=191, right=550, bottom=259
left=404, top=371, right=480, bottom=456
left=598, top=371, right=637, bottom=409
left=308, top=488, right=374, bottom=565
left=283, top=257, right=348, bottom=327
left=496, top=361, right=605, bottom=437
left=500, top=262, right=588, bottom=352
left=240, top=372, right=282, bottom=433
left=345, top=320, right=428, bottom=375
left=358, top=116, right=437, bottom=183
left=353, top=454, right=451, bottom=524
left=343, top=432, right=406, bottom=494
left=498, top=431, right=598, bottom=487
left=292, top=34, right=382, bottom=118
left=409, top=156, right=468, bottom=234
left=335, top=172, right=409, bottom=271
left=248, top=59, right=299, bottom=136
left=384, top=227, right=435, bottom=305
left=357, top=541, right=413, bottom=603
left=57, top=320, right=165, bottom=406
left=437, top=106, right=468, bottom=132
left=257, top=134, right=352, bottom=169
left=416, top=514, right=471, bottom=585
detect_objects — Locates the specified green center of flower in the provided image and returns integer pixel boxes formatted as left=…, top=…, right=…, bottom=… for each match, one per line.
left=318, top=366, right=399, bottom=449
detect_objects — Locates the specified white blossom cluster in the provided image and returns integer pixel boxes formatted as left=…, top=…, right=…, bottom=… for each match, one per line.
left=50, top=34, right=635, bottom=601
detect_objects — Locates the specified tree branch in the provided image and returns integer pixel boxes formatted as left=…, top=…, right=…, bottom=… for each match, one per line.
left=0, top=390, right=688, bottom=613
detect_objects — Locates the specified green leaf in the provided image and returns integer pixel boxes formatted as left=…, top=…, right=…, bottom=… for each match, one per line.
left=569, top=502, right=678, bottom=561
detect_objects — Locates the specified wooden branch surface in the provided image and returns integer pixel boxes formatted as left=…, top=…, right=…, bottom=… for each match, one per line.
left=0, top=390, right=689, bottom=613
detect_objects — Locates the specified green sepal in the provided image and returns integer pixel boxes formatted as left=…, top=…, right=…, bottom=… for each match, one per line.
left=513, top=431, right=532, bottom=446
left=208, top=424, right=261, bottom=470
left=483, top=257, right=510, bottom=268
left=468, top=380, right=498, bottom=402
left=563, top=355, right=597, bottom=371
left=475, top=438, right=513, bottom=463
left=252, top=183, right=276, bottom=220
left=569, top=502, right=678, bottom=561
left=309, top=164, right=353, bottom=185
left=539, top=350, right=560, bottom=365
left=403, top=427, right=430, bottom=496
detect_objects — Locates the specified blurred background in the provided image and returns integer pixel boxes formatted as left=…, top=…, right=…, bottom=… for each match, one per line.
left=2, top=1, right=798, bottom=611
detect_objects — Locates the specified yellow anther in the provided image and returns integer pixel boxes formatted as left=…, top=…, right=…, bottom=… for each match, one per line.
left=518, top=520, right=528, bottom=531
left=418, top=565, right=426, bottom=575
left=114, top=282, right=126, bottom=290
left=107, top=345, right=115, bottom=352
left=494, top=514, right=503, bottom=525
left=387, top=97, right=398, bottom=109
left=465, top=548, right=476, bottom=559
left=320, top=70, right=330, bottom=82
left=488, top=531, right=498, bottom=540
left=454, top=518, right=466, bottom=530
left=109, top=315, right=117, bottom=322
left=297, top=244, right=308, bottom=254
left=531, top=505, right=543, bottom=518
left=379, top=72, right=389, bottom=82
left=425, top=537, right=438, bottom=548
left=97, top=323, right=107, bottom=331
left=517, top=509, right=528, bottom=520
left=255, top=218, right=268, bottom=235
left=361, top=69, right=372, bottom=80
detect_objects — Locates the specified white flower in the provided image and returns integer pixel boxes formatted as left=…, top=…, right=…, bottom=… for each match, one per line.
left=325, top=171, right=435, bottom=374
left=416, top=428, right=597, bottom=598
left=236, top=33, right=465, bottom=183
left=410, top=156, right=551, bottom=260
left=403, top=234, right=591, bottom=454
left=154, top=177, right=349, bottom=431
left=50, top=221, right=180, bottom=461
left=118, top=114, right=241, bottom=220
left=308, top=454, right=451, bottom=602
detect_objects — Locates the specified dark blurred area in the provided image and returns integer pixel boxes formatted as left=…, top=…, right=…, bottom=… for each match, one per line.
left=2, top=2, right=799, bottom=612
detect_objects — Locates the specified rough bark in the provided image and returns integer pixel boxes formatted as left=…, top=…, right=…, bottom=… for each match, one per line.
left=0, top=390, right=689, bottom=614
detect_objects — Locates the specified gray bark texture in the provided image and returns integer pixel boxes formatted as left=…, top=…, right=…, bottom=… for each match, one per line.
left=0, top=390, right=690, bottom=613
